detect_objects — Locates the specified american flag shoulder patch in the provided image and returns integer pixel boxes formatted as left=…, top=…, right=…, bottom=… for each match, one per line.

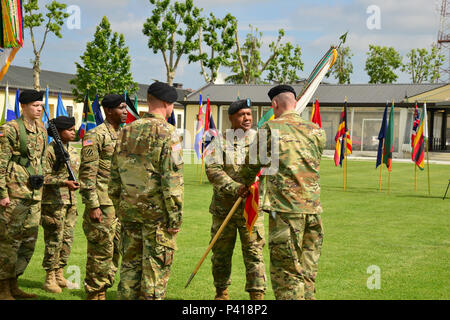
left=0, top=131, right=3, bottom=137
left=172, top=143, right=182, bottom=152
left=83, top=139, right=94, bottom=147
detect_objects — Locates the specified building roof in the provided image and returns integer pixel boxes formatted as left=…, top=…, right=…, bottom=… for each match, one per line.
left=0, top=65, right=191, bottom=103
left=184, top=83, right=448, bottom=107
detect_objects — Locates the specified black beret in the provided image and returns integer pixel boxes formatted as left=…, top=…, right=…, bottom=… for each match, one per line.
left=47, top=116, right=75, bottom=138
left=19, top=90, right=44, bottom=104
left=101, top=94, right=125, bottom=109
left=268, top=85, right=296, bottom=101
left=228, top=99, right=252, bottom=115
left=147, top=82, right=178, bottom=103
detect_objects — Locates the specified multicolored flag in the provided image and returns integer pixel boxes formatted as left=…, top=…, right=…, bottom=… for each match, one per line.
left=334, top=102, right=352, bottom=167
left=383, top=103, right=395, bottom=172
left=194, top=94, right=204, bottom=160
left=411, top=103, right=420, bottom=150
left=311, top=99, right=322, bottom=127
left=244, top=171, right=262, bottom=235
left=412, top=104, right=425, bottom=170
left=376, top=103, right=388, bottom=168
left=90, top=94, right=103, bottom=125
left=3, top=83, right=16, bottom=122
left=257, top=108, right=274, bottom=128
left=78, top=92, right=96, bottom=139
left=125, top=92, right=139, bottom=124
left=56, top=92, right=68, bottom=117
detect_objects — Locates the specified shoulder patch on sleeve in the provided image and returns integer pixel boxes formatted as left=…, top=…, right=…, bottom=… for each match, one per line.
left=82, top=145, right=97, bottom=162
left=83, top=139, right=94, bottom=147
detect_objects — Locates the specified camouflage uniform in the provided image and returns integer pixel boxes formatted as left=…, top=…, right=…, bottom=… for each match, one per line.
left=79, top=120, right=121, bottom=294
left=0, top=117, right=47, bottom=281
left=242, top=111, right=325, bottom=300
left=109, top=112, right=183, bottom=300
left=205, top=129, right=266, bottom=294
left=41, top=141, right=80, bottom=271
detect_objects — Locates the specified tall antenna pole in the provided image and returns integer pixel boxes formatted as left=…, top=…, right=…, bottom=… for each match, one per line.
left=437, top=0, right=450, bottom=82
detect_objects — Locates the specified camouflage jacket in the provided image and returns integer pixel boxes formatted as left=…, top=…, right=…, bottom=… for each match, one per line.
left=241, top=111, right=326, bottom=215
left=79, top=120, right=121, bottom=209
left=108, top=112, right=184, bottom=229
left=205, top=129, right=256, bottom=216
left=0, top=117, right=47, bottom=201
left=42, top=141, right=80, bottom=205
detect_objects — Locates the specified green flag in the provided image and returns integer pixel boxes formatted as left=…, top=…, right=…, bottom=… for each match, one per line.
left=0, top=91, right=7, bottom=125
left=257, top=109, right=274, bottom=128
left=383, top=102, right=395, bottom=171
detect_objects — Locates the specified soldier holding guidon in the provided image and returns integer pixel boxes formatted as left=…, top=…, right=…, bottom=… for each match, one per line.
left=241, top=85, right=326, bottom=300
left=79, top=94, right=127, bottom=300
left=205, top=99, right=267, bottom=300
left=0, top=90, right=47, bottom=300
left=41, top=116, right=80, bottom=294
left=109, top=82, right=183, bottom=300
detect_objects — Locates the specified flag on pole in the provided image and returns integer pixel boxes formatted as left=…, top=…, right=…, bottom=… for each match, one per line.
left=334, top=102, right=352, bottom=167
left=125, top=92, right=139, bottom=124
left=258, top=108, right=274, bottom=128
left=412, top=105, right=425, bottom=170
left=311, top=99, right=322, bottom=127
left=423, top=102, right=428, bottom=142
left=411, top=103, right=420, bottom=150
left=383, top=103, right=395, bottom=172
left=4, top=83, right=16, bottom=122
left=56, top=92, right=68, bottom=117
left=0, top=84, right=7, bottom=125
left=14, top=88, right=20, bottom=118
left=244, top=171, right=262, bottom=236
left=91, top=94, right=104, bottom=125
left=42, top=87, right=52, bottom=143
left=194, top=94, right=204, bottom=160
left=168, top=110, right=176, bottom=126
left=203, top=97, right=218, bottom=149
left=376, top=103, right=388, bottom=168
left=77, top=92, right=96, bottom=139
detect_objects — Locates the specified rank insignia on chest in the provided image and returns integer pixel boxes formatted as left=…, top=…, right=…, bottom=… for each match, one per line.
left=83, top=139, right=94, bottom=147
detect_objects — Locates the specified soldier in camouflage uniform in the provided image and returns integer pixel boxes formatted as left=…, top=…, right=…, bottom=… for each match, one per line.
left=241, top=85, right=325, bottom=300
left=79, top=94, right=127, bottom=300
left=41, top=116, right=80, bottom=294
left=109, top=82, right=183, bottom=300
left=205, top=99, right=266, bottom=300
left=0, top=90, right=47, bottom=300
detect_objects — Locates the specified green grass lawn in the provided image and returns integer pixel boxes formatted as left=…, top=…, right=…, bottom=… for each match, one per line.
left=19, top=158, right=450, bottom=300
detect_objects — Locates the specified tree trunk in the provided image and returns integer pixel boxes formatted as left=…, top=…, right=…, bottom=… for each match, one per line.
left=33, top=55, right=41, bottom=91
left=167, top=69, right=175, bottom=86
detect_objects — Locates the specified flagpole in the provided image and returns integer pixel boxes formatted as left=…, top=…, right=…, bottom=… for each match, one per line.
left=424, top=101, right=431, bottom=196
left=426, top=138, right=430, bottom=196
left=414, top=164, right=417, bottom=192
left=379, top=140, right=384, bottom=192
left=344, top=97, right=348, bottom=192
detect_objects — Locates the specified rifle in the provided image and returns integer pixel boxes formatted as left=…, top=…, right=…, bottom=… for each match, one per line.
left=42, top=108, right=77, bottom=182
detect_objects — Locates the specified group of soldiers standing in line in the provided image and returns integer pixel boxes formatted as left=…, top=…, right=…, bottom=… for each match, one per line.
left=0, top=81, right=325, bottom=300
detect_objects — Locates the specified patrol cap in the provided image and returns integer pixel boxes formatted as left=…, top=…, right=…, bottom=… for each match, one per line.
left=147, top=81, right=178, bottom=103
left=47, top=116, right=75, bottom=137
left=101, top=94, right=126, bottom=109
left=19, top=90, right=44, bottom=104
left=268, top=85, right=296, bottom=101
left=228, top=99, right=252, bottom=115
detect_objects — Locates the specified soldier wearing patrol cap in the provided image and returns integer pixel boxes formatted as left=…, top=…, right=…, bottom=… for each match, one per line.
left=79, top=93, right=127, bottom=300
left=205, top=99, right=267, bottom=300
left=241, top=85, right=326, bottom=300
left=0, top=90, right=47, bottom=300
left=109, top=81, right=184, bottom=300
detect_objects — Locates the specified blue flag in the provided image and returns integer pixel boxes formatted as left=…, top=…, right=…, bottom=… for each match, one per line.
left=14, top=89, right=20, bottom=118
left=376, top=103, right=389, bottom=168
left=91, top=94, right=104, bottom=125
left=56, top=92, right=68, bottom=117
left=168, top=111, right=176, bottom=126
left=194, top=94, right=204, bottom=160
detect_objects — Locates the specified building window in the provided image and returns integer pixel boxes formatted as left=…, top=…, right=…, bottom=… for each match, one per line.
left=177, top=114, right=182, bottom=129
left=66, top=106, right=73, bottom=117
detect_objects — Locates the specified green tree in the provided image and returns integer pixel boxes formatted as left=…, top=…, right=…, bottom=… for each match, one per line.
left=327, top=46, right=353, bottom=84
left=23, top=0, right=69, bottom=90
left=70, top=16, right=138, bottom=102
left=142, top=0, right=203, bottom=86
left=401, top=46, right=445, bottom=84
left=226, top=26, right=286, bottom=84
left=188, top=13, right=237, bottom=84
left=265, top=42, right=303, bottom=84
left=365, top=45, right=402, bottom=84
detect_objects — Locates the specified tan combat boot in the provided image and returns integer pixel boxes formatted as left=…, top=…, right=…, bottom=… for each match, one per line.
left=0, top=279, right=15, bottom=300
left=214, top=287, right=230, bottom=300
left=10, top=277, right=37, bottom=299
left=249, top=291, right=265, bottom=300
left=97, top=290, right=106, bottom=300
left=55, top=268, right=67, bottom=288
left=43, top=270, right=62, bottom=294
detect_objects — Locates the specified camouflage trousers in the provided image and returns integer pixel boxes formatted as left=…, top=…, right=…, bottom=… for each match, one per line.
left=211, top=211, right=266, bottom=293
left=117, top=221, right=177, bottom=300
left=0, top=198, right=40, bottom=281
left=268, top=212, right=323, bottom=300
left=41, top=204, right=78, bottom=271
left=82, top=205, right=121, bottom=293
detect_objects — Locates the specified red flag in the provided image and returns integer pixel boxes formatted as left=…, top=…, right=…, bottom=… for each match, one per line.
left=125, top=94, right=140, bottom=124
left=311, top=99, right=322, bottom=128
left=244, top=171, right=262, bottom=235
left=204, top=97, right=211, bottom=132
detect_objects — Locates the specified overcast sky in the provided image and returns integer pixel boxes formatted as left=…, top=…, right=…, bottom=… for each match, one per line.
left=12, top=0, right=444, bottom=90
